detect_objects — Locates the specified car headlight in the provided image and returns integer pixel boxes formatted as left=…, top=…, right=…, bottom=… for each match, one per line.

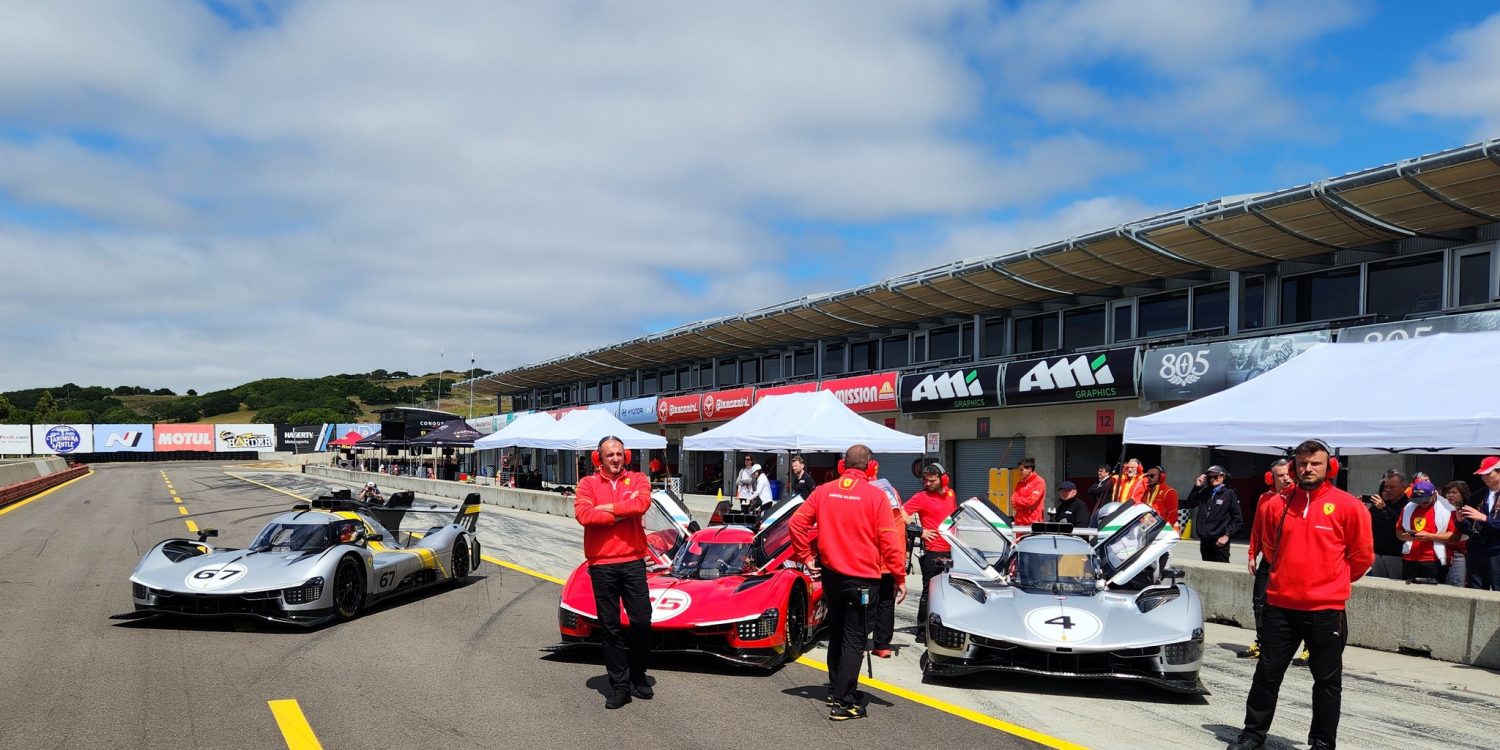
left=132, top=582, right=149, bottom=600
left=282, top=577, right=325, bottom=605
left=736, top=608, right=779, bottom=641
left=559, top=608, right=580, bottom=629
left=1165, top=627, right=1204, bottom=665
left=928, top=613, right=967, bottom=650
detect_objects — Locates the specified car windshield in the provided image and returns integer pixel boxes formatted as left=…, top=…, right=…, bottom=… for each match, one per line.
left=671, top=542, right=753, bottom=579
left=250, top=523, right=332, bottom=553
left=1012, top=537, right=1099, bottom=595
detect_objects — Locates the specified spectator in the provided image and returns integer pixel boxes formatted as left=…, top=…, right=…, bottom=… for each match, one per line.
left=1116, top=458, right=1147, bottom=503
left=734, top=454, right=757, bottom=503
left=1051, top=481, right=1089, bottom=527
left=789, top=453, right=816, bottom=500
left=1184, top=465, right=1242, bottom=562
left=1086, top=464, right=1115, bottom=511
left=1011, top=457, right=1046, bottom=528
left=747, top=464, right=774, bottom=511
left=1456, top=456, right=1500, bottom=590
left=1363, top=469, right=1407, bottom=579
left=1397, top=479, right=1455, bottom=583
left=1142, top=466, right=1180, bottom=531
left=1231, top=439, right=1373, bottom=750
left=1443, top=480, right=1472, bottom=587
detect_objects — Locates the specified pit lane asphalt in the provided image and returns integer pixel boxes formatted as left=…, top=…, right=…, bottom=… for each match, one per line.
left=0, top=463, right=1045, bottom=750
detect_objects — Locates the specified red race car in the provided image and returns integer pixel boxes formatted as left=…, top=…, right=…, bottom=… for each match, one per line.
left=550, top=491, right=824, bottom=669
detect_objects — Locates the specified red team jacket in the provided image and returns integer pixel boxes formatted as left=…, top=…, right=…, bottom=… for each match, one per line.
left=573, top=470, right=654, bottom=566
left=1012, top=472, right=1046, bottom=527
left=790, top=469, right=906, bottom=579
left=1251, top=481, right=1374, bottom=611
left=903, top=488, right=958, bottom=554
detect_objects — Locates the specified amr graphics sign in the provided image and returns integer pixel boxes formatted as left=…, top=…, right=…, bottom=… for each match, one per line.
left=94, top=424, right=155, bottom=453
left=1003, top=348, right=1138, bottom=406
left=899, top=364, right=1001, bottom=413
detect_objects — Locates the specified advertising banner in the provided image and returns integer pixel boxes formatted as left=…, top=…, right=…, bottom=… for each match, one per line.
left=334, top=423, right=381, bottom=439
left=820, top=372, right=899, bottom=413
left=32, top=424, right=93, bottom=455
left=618, top=396, right=659, bottom=425
left=656, top=394, right=702, bottom=424
left=156, top=424, right=214, bottom=452
left=94, top=424, right=155, bottom=453
left=276, top=424, right=331, bottom=452
left=1338, top=309, right=1500, bottom=343
left=589, top=401, right=622, bottom=418
left=216, top=424, right=276, bottom=452
left=899, top=364, right=1002, bottom=413
left=0, top=425, right=29, bottom=454
left=700, top=387, right=755, bottom=422
left=1002, top=347, right=1138, bottom=407
left=752, top=382, right=818, bottom=404
left=1141, top=331, right=1329, bottom=402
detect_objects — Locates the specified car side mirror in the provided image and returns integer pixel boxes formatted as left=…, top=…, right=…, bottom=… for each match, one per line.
left=197, top=528, right=218, bottom=542
left=366, top=533, right=384, bottom=543
left=1162, top=565, right=1184, bottom=581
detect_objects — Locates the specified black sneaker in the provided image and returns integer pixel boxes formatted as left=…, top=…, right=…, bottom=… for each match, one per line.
left=631, top=683, right=654, bottom=700
left=829, top=703, right=867, bottom=721
left=1225, top=738, right=1264, bottom=750
left=1293, top=648, right=1310, bottom=667
left=826, top=690, right=864, bottom=708
left=914, top=630, right=927, bottom=644
left=605, top=689, right=632, bottom=710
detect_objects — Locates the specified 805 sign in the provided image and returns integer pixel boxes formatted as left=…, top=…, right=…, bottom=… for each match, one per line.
left=1159, top=349, right=1211, bottom=387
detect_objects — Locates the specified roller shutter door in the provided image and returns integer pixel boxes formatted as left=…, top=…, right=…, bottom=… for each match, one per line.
left=871, top=451, right=923, bottom=503
left=953, top=438, right=1027, bottom=504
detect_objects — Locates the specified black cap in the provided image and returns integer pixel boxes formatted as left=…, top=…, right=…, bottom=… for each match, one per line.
left=1057, top=481, right=1077, bottom=491
left=1205, top=465, right=1227, bottom=476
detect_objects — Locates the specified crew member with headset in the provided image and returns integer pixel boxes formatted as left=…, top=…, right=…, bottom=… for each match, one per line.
left=573, top=436, right=655, bottom=710
left=1229, top=439, right=1373, bottom=750
left=790, top=444, right=906, bottom=721
left=1184, top=464, right=1244, bottom=562
left=1241, top=458, right=1294, bottom=661
left=902, top=462, right=958, bottom=643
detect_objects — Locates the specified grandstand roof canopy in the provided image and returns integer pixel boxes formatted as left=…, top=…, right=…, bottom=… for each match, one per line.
left=469, top=139, right=1500, bottom=396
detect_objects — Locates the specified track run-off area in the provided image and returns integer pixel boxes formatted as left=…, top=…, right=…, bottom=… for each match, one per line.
left=2, top=462, right=1498, bottom=750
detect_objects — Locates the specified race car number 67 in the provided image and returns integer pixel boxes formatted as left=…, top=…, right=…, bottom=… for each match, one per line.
left=185, top=563, right=249, bottom=591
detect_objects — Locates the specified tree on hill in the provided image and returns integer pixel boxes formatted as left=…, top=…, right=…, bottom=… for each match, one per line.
left=0, top=395, right=11, bottom=421
left=51, top=409, right=90, bottom=423
left=288, top=407, right=346, bottom=424
left=34, top=391, right=56, bottom=421
left=151, top=388, right=175, bottom=396
left=197, top=391, right=242, bottom=417
left=100, top=406, right=140, bottom=423
left=186, top=389, right=198, bottom=397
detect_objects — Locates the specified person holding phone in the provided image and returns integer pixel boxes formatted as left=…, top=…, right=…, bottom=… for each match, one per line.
left=1362, top=469, right=1407, bottom=579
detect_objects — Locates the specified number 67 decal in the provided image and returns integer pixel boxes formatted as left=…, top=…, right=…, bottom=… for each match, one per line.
left=185, top=563, right=248, bottom=591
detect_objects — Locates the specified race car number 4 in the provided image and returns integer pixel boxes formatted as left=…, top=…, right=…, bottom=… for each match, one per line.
left=1024, top=607, right=1102, bottom=643
left=185, top=563, right=249, bottom=591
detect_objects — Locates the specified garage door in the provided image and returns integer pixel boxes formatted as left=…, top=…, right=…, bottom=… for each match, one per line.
left=953, top=438, right=1027, bottom=504
left=871, top=452, right=923, bottom=503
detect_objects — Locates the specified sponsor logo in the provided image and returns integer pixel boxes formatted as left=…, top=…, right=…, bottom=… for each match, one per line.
left=282, top=430, right=314, bottom=440
left=831, top=382, right=892, bottom=406
left=1415, top=517, right=1428, bottom=532
left=1018, top=354, right=1116, bottom=394
left=157, top=431, right=213, bottom=447
left=45, top=425, right=82, bottom=453
left=909, top=369, right=986, bottom=407
left=702, top=393, right=751, bottom=420
left=1323, top=502, right=1335, bottom=516
left=666, top=402, right=697, bottom=416
left=648, top=588, right=692, bottom=622
left=105, top=431, right=145, bottom=448
left=840, top=478, right=854, bottom=489
left=1158, top=349, right=1212, bottom=388
left=656, top=400, right=670, bottom=419
left=219, top=430, right=274, bottom=450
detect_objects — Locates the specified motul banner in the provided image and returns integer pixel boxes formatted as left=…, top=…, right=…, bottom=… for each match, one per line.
left=32, top=424, right=93, bottom=455
left=155, top=424, right=215, bottom=452
left=94, top=424, right=155, bottom=453
left=899, top=364, right=1001, bottom=413
left=0, top=425, right=29, bottom=454
left=699, top=387, right=755, bottom=422
left=656, top=394, right=702, bottom=424
left=820, top=372, right=899, bottom=413
left=216, top=424, right=276, bottom=452
left=753, top=382, right=818, bottom=404
left=1002, top=347, right=1139, bottom=406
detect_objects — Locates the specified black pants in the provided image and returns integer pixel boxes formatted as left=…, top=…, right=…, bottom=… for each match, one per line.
left=1401, top=559, right=1447, bottom=583
left=1467, top=551, right=1500, bottom=590
left=870, top=573, right=896, bottom=650
left=824, top=568, right=876, bottom=706
left=588, top=559, right=651, bottom=691
left=1201, top=537, right=1231, bottom=562
left=1241, top=605, right=1347, bottom=748
left=1252, top=560, right=1269, bottom=633
left=917, top=552, right=952, bottom=625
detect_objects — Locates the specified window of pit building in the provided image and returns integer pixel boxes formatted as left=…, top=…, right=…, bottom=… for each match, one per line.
left=1241, top=275, right=1266, bottom=330
left=740, top=358, right=759, bottom=384
left=696, top=364, right=712, bottom=389
left=661, top=370, right=677, bottom=392
left=1453, top=247, right=1494, bottom=307
left=883, top=334, right=910, bottom=368
left=1063, top=305, right=1106, bottom=351
left=1111, top=301, right=1135, bottom=342
left=1192, top=282, right=1230, bottom=333
left=823, top=343, right=846, bottom=375
left=850, top=340, right=877, bottom=373
left=793, top=348, right=815, bottom=377
left=982, top=317, right=1005, bottom=356
left=1014, top=313, right=1059, bottom=354
left=1280, top=265, right=1360, bottom=324
left=1366, top=252, right=1443, bottom=320
left=587, top=382, right=600, bottom=402
left=1138, top=289, right=1190, bottom=337
left=643, top=373, right=659, bottom=395
left=717, top=359, right=738, bottom=387
left=763, top=355, right=782, bottom=382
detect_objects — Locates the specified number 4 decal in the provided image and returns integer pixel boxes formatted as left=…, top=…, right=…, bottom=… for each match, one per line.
left=1044, top=614, right=1074, bottom=630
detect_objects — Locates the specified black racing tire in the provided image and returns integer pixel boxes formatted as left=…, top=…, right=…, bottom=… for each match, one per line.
left=782, top=585, right=809, bottom=665
left=332, top=556, right=365, bottom=621
left=451, top=535, right=471, bottom=584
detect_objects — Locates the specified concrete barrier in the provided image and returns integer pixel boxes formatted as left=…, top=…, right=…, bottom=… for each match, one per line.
left=0, top=463, right=88, bottom=509
left=304, top=466, right=577, bottom=518
left=1176, top=554, right=1500, bottom=669
left=0, top=457, right=69, bottom=489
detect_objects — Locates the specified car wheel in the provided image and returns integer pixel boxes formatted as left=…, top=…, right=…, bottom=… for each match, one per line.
left=333, top=556, right=364, bottom=621
left=783, top=586, right=808, bottom=664
left=451, top=535, right=470, bottom=584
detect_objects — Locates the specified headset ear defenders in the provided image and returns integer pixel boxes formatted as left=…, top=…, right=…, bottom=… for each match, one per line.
left=590, top=436, right=632, bottom=468
left=836, top=458, right=879, bottom=480
left=1264, top=471, right=1274, bottom=486
left=924, top=462, right=951, bottom=490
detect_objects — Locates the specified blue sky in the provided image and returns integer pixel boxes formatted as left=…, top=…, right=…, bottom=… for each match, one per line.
left=2, top=1, right=1499, bottom=392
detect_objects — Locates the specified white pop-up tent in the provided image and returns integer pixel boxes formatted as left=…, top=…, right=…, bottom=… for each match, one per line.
left=472, top=411, right=558, bottom=450
left=1123, top=331, right=1500, bottom=454
left=683, top=390, right=924, bottom=453
left=509, top=408, right=666, bottom=451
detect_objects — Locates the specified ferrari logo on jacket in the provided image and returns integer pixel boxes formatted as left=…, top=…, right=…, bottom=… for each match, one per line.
left=1323, top=502, right=1335, bottom=516
left=1415, top=517, right=1427, bottom=531
left=840, top=478, right=854, bottom=489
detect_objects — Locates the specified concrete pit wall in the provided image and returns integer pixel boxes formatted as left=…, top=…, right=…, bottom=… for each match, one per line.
left=0, top=457, right=71, bottom=488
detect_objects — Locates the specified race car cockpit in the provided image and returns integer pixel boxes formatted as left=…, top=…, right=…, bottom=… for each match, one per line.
left=671, top=537, right=755, bottom=579
left=1010, top=534, right=1101, bottom=596
left=249, top=519, right=363, bottom=553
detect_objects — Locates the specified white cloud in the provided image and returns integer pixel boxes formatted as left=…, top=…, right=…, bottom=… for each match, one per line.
left=1372, top=12, right=1500, bottom=137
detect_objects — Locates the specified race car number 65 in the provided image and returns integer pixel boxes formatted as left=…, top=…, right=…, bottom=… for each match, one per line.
left=185, top=563, right=249, bottom=591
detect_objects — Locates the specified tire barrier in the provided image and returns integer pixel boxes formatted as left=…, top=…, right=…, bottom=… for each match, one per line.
left=0, top=464, right=89, bottom=510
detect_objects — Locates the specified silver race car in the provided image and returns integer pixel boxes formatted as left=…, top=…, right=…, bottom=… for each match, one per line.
left=122, top=490, right=482, bottom=626
left=922, top=498, right=1206, bottom=694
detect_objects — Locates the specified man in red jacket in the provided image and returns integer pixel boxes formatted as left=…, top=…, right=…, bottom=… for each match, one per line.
left=1012, top=456, right=1046, bottom=528
left=790, top=444, right=906, bottom=721
left=1230, top=440, right=1374, bottom=750
left=902, top=463, right=958, bottom=641
left=574, top=436, right=655, bottom=710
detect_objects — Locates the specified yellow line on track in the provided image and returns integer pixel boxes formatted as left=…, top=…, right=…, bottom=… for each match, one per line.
left=267, top=699, right=324, bottom=750
left=177, top=506, right=188, bottom=515
left=185, top=519, right=198, bottom=534
left=480, top=551, right=1082, bottom=747
left=0, top=469, right=93, bottom=519
left=224, top=471, right=309, bottom=501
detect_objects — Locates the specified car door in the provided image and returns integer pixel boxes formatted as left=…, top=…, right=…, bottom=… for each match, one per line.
left=643, top=489, right=696, bottom=567
left=937, top=498, right=1016, bottom=581
left=1095, top=504, right=1174, bottom=587
left=752, top=497, right=803, bottom=570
